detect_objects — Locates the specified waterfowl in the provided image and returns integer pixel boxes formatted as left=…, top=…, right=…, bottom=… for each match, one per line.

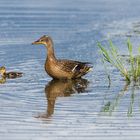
left=0, top=66, right=23, bottom=79
left=32, top=35, right=93, bottom=79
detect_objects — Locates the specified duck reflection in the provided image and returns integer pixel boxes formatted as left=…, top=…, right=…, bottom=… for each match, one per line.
left=37, top=78, right=89, bottom=119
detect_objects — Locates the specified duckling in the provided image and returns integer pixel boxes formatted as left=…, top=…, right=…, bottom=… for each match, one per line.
left=0, top=66, right=23, bottom=79
left=32, top=35, right=93, bottom=79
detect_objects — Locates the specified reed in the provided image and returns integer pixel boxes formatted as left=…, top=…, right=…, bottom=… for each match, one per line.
left=98, top=39, right=140, bottom=83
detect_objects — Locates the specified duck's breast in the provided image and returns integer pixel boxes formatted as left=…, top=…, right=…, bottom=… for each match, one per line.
left=45, top=60, right=72, bottom=79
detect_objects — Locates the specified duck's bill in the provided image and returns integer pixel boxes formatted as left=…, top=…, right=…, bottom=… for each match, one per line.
left=32, top=40, right=41, bottom=45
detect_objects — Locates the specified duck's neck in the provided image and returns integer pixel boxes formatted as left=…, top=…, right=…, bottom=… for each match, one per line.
left=45, top=41, right=56, bottom=61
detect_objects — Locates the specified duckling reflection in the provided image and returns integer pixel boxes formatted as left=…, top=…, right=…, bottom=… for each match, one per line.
left=37, top=78, right=89, bottom=119
left=0, top=76, right=6, bottom=84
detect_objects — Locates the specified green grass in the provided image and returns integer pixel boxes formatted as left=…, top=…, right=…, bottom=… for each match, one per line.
left=98, top=39, right=140, bottom=84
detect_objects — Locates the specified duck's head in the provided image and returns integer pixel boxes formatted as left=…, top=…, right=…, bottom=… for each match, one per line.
left=0, top=66, right=6, bottom=75
left=32, top=35, right=53, bottom=46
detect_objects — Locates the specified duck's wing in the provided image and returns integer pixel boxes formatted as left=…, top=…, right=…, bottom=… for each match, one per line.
left=57, top=59, right=93, bottom=77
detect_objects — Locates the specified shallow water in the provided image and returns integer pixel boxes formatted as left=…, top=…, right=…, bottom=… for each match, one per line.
left=1, top=0, right=140, bottom=139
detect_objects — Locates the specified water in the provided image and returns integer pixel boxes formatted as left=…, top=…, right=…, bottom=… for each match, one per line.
left=1, top=0, right=140, bottom=139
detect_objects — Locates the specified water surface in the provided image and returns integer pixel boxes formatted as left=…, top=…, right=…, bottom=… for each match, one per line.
left=1, top=0, right=140, bottom=139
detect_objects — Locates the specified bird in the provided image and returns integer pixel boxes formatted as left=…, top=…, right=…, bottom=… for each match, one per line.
left=32, top=35, right=92, bottom=79
left=0, top=66, right=23, bottom=79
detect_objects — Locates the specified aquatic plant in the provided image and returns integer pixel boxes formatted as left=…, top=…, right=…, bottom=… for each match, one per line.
left=98, top=39, right=140, bottom=84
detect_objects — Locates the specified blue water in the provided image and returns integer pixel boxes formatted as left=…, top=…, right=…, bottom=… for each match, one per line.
left=1, top=0, right=140, bottom=139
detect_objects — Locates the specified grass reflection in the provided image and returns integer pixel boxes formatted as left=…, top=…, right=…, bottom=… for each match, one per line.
left=101, top=83, right=139, bottom=117
left=127, top=86, right=135, bottom=117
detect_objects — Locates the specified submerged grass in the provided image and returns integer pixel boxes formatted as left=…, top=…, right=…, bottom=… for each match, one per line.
left=98, top=39, right=140, bottom=84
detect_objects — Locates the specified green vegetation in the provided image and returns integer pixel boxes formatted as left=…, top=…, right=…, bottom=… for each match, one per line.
left=98, top=39, right=140, bottom=84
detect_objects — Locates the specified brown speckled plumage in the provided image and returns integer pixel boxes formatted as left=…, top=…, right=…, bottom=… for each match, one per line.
left=32, top=35, right=92, bottom=79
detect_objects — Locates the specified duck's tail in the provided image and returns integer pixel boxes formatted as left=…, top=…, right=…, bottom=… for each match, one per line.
left=75, top=63, right=93, bottom=78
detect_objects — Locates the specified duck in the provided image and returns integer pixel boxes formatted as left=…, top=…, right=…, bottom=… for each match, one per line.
left=32, top=35, right=93, bottom=79
left=0, top=66, right=23, bottom=79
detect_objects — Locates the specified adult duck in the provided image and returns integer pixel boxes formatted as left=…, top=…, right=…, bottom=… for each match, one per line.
left=32, top=35, right=92, bottom=79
